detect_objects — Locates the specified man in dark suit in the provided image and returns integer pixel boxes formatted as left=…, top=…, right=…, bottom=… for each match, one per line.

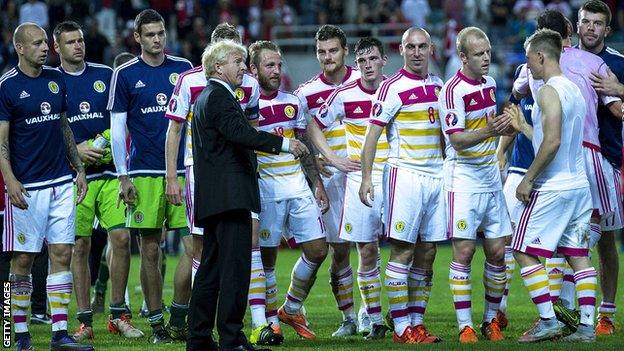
left=186, top=40, right=309, bottom=351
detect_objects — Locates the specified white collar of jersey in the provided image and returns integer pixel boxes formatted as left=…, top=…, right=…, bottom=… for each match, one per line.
left=60, top=63, right=86, bottom=76
left=209, top=78, right=236, bottom=98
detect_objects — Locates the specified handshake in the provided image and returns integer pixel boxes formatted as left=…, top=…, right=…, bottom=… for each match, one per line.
left=486, top=104, right=527, bottom=137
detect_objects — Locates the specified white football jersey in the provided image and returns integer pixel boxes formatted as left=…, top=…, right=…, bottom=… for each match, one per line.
left=439, top=71, right=500, bottom=192
left=257, top=90, right=310, bottom=201
left=295, top=66, right=361, bottom=163
left=166, top=70, right=260, bottom=166
left=532, top=76, right=589, bottom=191
left=315, top=78, right=388, bottom=183
left=371, top=69, right=444, bottom=177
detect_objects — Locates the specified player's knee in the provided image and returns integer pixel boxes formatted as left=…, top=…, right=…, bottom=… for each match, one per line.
left=72, top=238, right=91, bottom=258
left=141, top=240, right=161, bottom=262
left=11, top=253, right=34, bottom=272
left=453, top=245, right=476, bottom=264
left=331, top=244, right=350, bottom=263
left=305, top=244, right=328, bottom=264
left=357, top=244, right=378, bottom=269
left=421, top=243, right=437, bottom=264
left=110, top=230, right=130, bottom=249
left=50, top=246, right=72, bottom=268
left=486, top=249, right=505, bottom=266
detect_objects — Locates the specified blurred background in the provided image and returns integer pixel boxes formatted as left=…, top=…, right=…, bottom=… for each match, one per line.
left=2, top=0, right=624, bottom=102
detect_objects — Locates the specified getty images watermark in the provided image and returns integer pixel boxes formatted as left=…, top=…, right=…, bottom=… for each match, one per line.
left=2, top=281, right=10, bottom=348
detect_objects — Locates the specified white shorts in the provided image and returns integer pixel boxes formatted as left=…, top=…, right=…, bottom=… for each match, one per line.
left=384, top=166, right=446, bottom=244
left=446, top=190, right=512, bottom=240
left=583, top=145, right=618, bottom=218
left=503, top=171, right=525, bottom=225
left=339, top=175, right=383, bottom=243
left=2, top=182, right=75, bottom=253
left=512, top=187, right=592, bottom=258
left=321, top=170, right=347, bottom=243
left=185, top=166, right=203, bottom=235
left=258, top=194, right=325, bottom=247
left=599, top=162, right=623, bottom=231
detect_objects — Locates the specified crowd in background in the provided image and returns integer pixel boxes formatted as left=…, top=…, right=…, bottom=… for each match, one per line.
left=2, top=1, right=624, bottom=81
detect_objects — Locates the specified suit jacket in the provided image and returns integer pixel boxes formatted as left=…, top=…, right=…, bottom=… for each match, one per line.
left=191, top=79, right=283, bottom=223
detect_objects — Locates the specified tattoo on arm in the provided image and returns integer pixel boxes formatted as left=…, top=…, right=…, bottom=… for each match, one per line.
left=1, top=142, right=8, bottom=161
left=60, top=113, right=84, bottom=173
left=296, top=132, right=320, bottom=184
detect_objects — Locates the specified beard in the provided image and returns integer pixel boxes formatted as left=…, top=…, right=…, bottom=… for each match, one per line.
left=259, top=74, right=280, bottom=92
left=580, top=35, right=601, bottom=51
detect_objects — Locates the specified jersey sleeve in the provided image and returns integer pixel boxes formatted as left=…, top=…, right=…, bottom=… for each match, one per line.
left=245, top=81, right=260, bottom=120
left=0, top=83, right=12, bottom=122
left=596, top=62, right=621, bottom=106
left=314, top=92, right=343, bottom=129
left=512, top=64, right=530, bottom=96
left=165, top=75, right=190, bottom=123
left=59, top=75, right=68, bottom=113
left=107, top=68, right=129, bottom=113
left=370, top=84, right=402, bottom=127
left=294, top=100, right=307, bottom=133
left=294, top=87, right=310, bottom=121
left=439, top=84, right=466, bottom=135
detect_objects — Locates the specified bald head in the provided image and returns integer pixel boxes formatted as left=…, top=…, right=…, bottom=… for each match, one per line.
left=401, top=27, right=431, bottom=45
left=13, top=23, right=46, bottom=47
left=400, top=27, right=433, bottom=76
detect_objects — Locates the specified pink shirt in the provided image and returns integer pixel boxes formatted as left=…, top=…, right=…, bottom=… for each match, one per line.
left=513, top=47, right=620, bottom=148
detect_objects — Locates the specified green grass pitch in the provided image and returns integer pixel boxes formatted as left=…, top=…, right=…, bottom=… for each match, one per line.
left=22, top=244, right=624, bottom=350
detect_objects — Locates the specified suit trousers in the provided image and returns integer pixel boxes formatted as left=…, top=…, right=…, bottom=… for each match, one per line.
left=187, top=209, right=252, bottom=350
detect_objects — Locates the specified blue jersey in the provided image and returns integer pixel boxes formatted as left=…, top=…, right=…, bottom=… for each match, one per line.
left=0, top=66, right=72, bottom=190
left=596, top=46, right=624, bottom=169
left=61, top=62, right=115, bottom=180
left=509, top=64, right=535, bottom=173
left=107, top=55, right=192, bottom=176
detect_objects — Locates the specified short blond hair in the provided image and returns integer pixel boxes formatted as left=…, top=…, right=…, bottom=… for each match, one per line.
left=525, top=28, right=562, bottom=61
left=456, top=27, right=489, bottom=55
left=202, top=40, right=247, bottom=78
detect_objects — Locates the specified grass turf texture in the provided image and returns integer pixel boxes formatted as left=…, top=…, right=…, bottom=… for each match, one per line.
left=21, top=244, right=624, bottom=350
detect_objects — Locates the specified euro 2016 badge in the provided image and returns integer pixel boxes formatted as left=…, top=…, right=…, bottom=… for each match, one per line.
left=235, top=88, right=245, bottom=101
left=435, top=86, right=441, bottom=97
left=284, top=105, right=295, bottom=119
left=445, top=112, right=457, bottom=127
left=48, top=81, right=59, bottom=94
left=169, top=73, right=179, bottom=86
left=490, top=89, right=495, bottom=102
left=93, top=80, right=106, bottom=93
left=372, top=102, right=382, bottom=117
